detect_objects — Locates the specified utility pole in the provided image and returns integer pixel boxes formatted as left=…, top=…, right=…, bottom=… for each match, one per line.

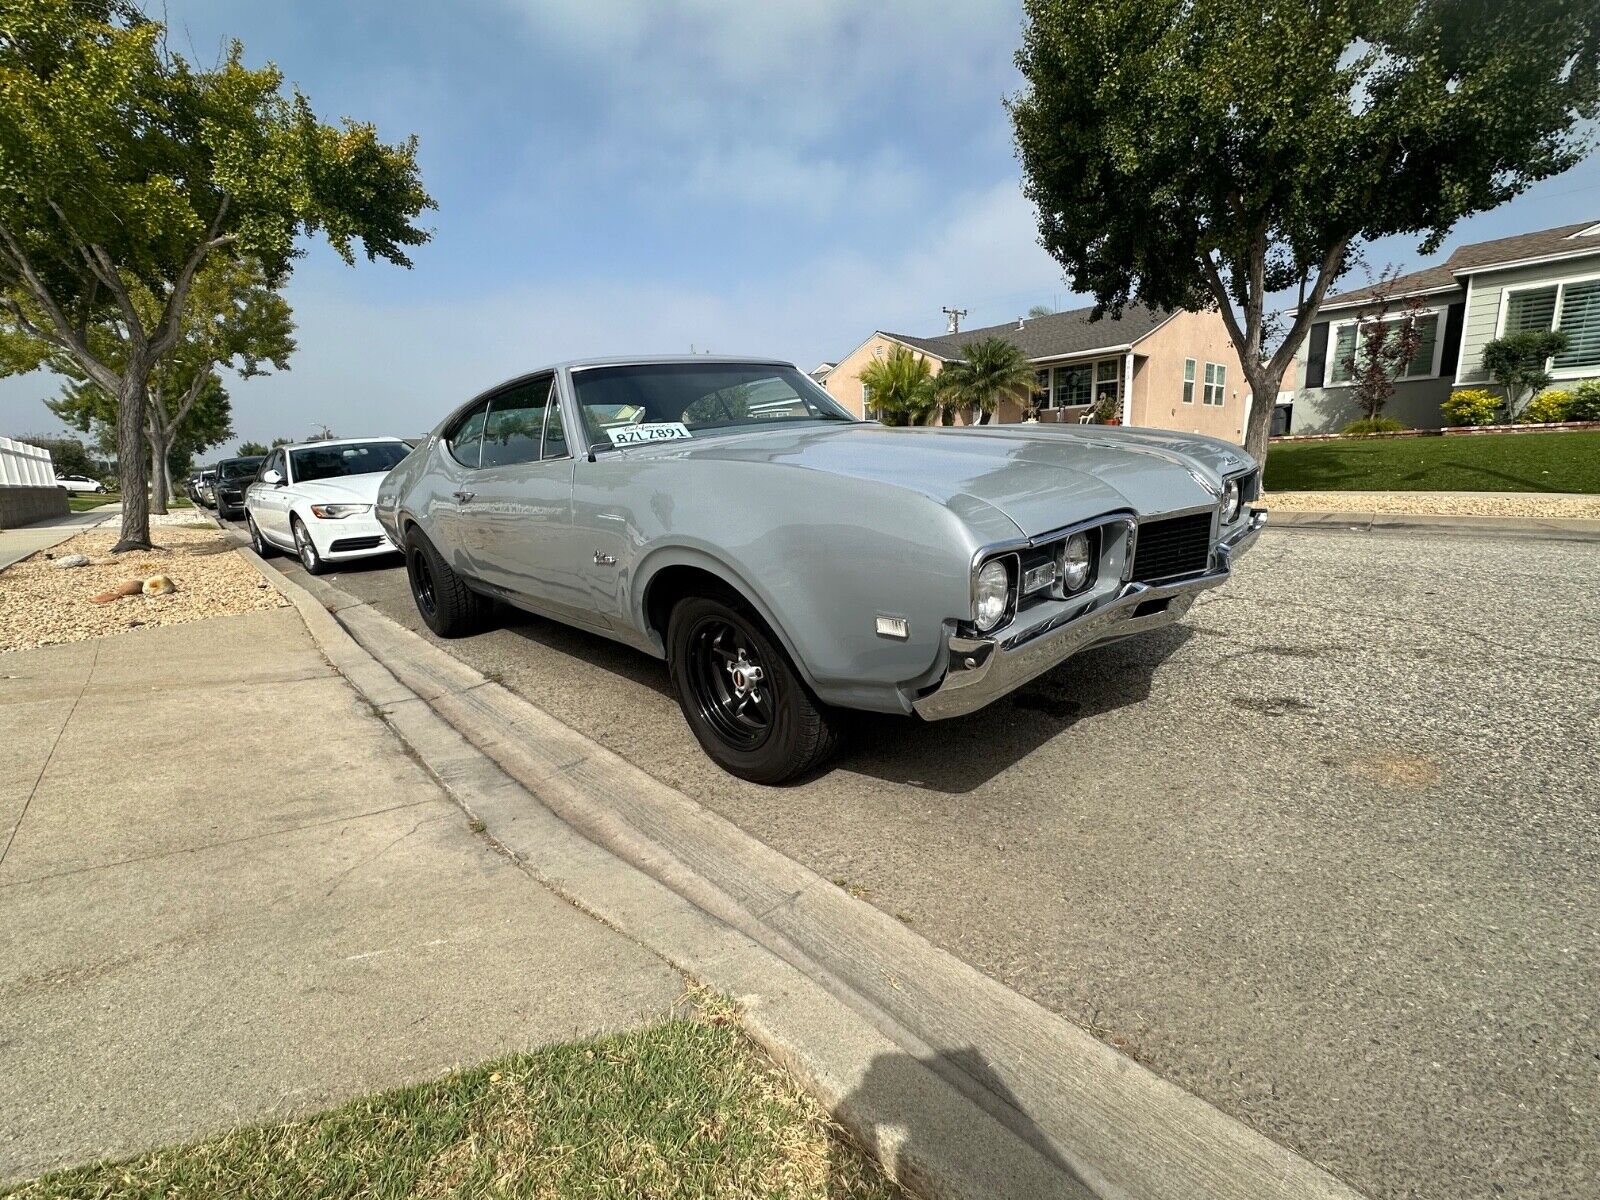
left=942, top=306, right=968, bottom=334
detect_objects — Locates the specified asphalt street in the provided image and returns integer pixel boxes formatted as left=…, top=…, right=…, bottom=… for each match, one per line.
left=256, top=523, right=1600, bottom=1200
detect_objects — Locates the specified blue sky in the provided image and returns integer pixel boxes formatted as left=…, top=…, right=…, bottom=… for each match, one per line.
left=3, top=0, right=1599, bottom=449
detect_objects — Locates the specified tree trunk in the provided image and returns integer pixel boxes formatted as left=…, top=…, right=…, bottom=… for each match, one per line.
left=113, top=368, right=152, bottom=552
left=149, top=436, right=169, bottom=516
left=163, top=456, right=177, bottom=510
left=1243, top=368, right=1288, bottom=465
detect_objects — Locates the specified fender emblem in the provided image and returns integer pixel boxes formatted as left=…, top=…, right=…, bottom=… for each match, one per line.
left=593, top=551, right=617, bottom=566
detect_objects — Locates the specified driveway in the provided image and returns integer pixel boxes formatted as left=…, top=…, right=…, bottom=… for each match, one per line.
left=256, top=526, right=1600, bottom=1200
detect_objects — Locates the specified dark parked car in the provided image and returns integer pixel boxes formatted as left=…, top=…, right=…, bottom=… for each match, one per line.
left=212, top=456, right=266, bottom=519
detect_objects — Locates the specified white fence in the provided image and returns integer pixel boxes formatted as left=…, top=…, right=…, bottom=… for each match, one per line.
left=0, top=437, right=59, bottom=488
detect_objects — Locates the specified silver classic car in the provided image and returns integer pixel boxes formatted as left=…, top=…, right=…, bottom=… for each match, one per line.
left=378, top=356, right=1265, bottom=782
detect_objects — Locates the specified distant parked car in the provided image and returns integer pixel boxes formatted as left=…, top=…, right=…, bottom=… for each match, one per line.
left=379, top=356, right=1266, bottom=782
left=56, top=474, right=106, bottom=494
left=244, top=438, right=410, bottom=574
left=185, top=472, right=205, bottom=505
left=211, top=455, right=265, bottom=520
left=195, top=468, right=218, bottom=508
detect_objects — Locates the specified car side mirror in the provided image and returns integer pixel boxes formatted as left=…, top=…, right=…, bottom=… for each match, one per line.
left=261, top=469, right=283, bottom=486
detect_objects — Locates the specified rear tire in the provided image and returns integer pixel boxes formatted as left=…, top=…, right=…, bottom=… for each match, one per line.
left=405, top=529, right=493, bottom=638
left=666, top=593, right=838, bottom=784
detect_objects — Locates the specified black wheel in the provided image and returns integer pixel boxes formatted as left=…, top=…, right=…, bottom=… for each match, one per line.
left=291, top=517, right=329, bottom=576
left=248, top=513, right=278, bottom=558
left=666, top=594, right=838, bottom=784
left=405, top=528, right=492, bottom=638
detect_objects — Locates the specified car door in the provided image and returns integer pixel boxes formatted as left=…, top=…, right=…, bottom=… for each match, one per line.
left=424, top=399, right=488, bottom=573
left=458, top=374, right=596, bottom=626
left=251, top=450, right=292, bottom=542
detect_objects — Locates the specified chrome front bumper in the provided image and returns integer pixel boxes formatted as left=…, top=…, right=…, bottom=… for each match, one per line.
left=912, top=508, right=1266, bottom=720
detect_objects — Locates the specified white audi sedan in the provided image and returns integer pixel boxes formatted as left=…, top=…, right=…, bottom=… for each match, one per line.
left=244, top=438, right=411, bottom=574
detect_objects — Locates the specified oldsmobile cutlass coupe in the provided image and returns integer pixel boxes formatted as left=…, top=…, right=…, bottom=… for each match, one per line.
left=378, top=357, right=1265, bottom=783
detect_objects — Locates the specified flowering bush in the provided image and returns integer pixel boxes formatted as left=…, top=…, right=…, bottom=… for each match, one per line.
left=1441, top=389, right=1501, bottom=426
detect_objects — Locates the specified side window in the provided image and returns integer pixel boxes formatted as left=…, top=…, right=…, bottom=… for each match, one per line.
left=541, top=384, right=569, bottom=460
left=446, top=400, right=489, bottom=469
left=481, top=376, right=552, bottom=469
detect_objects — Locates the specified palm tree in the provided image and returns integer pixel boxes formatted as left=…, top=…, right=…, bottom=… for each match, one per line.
left=859, top=345, right=939, bottom=426
left=936, top=336, right=1034, bottom=425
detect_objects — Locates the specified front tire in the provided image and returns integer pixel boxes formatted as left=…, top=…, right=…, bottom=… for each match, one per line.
left=666, top=594, right=838, bottom=784
left=292, top=517, right=329, bottom=576
left=405, top=529, right=492, bottom=638
left=248, top=513, right=278, bottom=558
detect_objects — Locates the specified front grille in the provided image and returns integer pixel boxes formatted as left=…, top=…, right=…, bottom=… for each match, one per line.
left=329, top=535, right=383, bottom=552
left=1132, top=512, right=1213, bottom=583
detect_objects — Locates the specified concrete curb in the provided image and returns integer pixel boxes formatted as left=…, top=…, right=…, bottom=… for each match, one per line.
left=1267, top=509, right=1600, bottom=541
left=237, top=541, right=1367, bottom=1200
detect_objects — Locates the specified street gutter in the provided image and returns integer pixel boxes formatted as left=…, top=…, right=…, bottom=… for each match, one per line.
left=236, top=536, right=1368, bottom=1200
left=1267, top=509, right=1600, bottom=541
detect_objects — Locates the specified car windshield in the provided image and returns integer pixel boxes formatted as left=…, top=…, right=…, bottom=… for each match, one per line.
left=289, top=441, right=409, bottom=483
left=571, top=363, right=854, bottom=448
left=217, top=457, right=263, bottom=480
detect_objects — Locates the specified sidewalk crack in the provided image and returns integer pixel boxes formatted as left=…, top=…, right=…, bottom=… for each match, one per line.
left=0, top=642, right=99, bottom=868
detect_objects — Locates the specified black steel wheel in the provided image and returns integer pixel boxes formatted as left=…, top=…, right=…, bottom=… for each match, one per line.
left=405, top=528, right=492, bottom=638
left=667, top=593, right=838, bottom=784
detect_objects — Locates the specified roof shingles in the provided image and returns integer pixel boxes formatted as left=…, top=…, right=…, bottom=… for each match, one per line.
left=881, top=302, right=1170, bottom=363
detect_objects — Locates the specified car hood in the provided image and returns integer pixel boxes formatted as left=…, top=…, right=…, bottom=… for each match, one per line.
left=289, top=473, right=387, bottom=504
left=620, top=423, right=1249, bottom=537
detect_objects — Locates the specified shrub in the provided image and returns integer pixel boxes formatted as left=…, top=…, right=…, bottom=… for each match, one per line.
left=1519, top=390, right=1573, bottom=424
left=1341, top=416, right=1407, bottom=434
left=1441, top=389, right=1501, bottom=426
left=1567, top=379, right=1600, bottom=422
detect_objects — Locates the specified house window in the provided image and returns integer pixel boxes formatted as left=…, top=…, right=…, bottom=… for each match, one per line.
left=1202, top=362, right=1227, bottom=406
left=1326, top=311, right=1442, bottom=384
left=1054, top=364, right=1092, bottom=408
left=1033, top=369, right=1051, bottom=409
left=1498, top=276, right=1600, bottom=372
left=1182, top=358, right=1196, bottom=404
left=1093, top=358, right=1121, bottom=408
left=862, top=382, right=878, bottom=421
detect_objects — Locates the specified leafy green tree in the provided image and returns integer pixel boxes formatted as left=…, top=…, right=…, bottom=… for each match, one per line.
left=1481, top=330, right=1569, bottom=420
left=936, top=336, right=1035, bottom=425
left=1011, top=0, right=1600, bottom=460
left=235, top=440, right=269, bottom=456
left=1026, top=304, right=1054, bottom=319
left=15, top=431, right=101, bottom=479
left=270, top=436, right=293, bottom=448
left=45, top=257, right=292, bottom=512
left=0, top=0, right=432, bottom=549
left=859, top=345, right=939, bottom=426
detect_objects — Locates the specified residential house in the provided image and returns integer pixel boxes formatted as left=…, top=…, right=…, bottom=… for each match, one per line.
left=1283, top=219, right=1600, bottom=432
left=822, top=303, right=1251, bottom=442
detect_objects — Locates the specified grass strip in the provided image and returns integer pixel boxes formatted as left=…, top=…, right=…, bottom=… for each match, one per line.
left=1263, top=430, right=1600, bottom=493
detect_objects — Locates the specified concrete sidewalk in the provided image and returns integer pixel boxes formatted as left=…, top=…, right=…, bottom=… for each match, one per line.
left=0, top=508, right=116, bottom=571
left=0, top=607, right=680, bottom=1183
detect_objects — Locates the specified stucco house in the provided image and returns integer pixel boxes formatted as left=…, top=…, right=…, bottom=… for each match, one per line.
left=1282, top=220, right=1600, bottom=432
left=822, top=303, right=1251, bottom=443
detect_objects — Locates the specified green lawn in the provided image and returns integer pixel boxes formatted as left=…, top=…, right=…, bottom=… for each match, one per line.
left=2, top=1006, right=899, bottom=1200
left=67, top=494, right=193, bottom=512
left=1264, top=430, right=1600, bottom=494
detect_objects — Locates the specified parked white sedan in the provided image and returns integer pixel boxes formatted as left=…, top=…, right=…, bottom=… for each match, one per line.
left=56, top=474, right=107, bottom=494
left=244, top=438, right=411, bottom=574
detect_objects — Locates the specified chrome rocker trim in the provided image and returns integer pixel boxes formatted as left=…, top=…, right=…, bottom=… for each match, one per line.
left=913, top=507, right=1267, bottom=721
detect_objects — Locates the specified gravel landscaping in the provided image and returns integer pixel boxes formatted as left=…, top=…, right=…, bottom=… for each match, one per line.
left=1263, top=490, right=1600, bottom=518
left=0, top=522, right=285, bottom=654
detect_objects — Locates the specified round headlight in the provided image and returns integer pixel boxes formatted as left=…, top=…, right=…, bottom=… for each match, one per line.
left=1221, top=479, right=1241, bottom=523
left=1061, top=531, right=1092, bottom=592
left=974, top=559, right=1010, bottom=632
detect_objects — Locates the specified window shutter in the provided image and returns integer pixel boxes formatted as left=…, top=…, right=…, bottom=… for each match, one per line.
left=1305, top=321, right=1329, bottom=388
left=1440, top=302, right=1465, bottom=376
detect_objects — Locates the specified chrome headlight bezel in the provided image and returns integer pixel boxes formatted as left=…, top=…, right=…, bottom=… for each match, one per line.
left=973, top=558, right=1012, bottom=633
left=1220, top=478, right=1241, bottom=524
left=1060, top=530, right=1093, bottom=594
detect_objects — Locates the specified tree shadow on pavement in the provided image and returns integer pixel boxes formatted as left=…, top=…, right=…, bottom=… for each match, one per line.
left=835, top=1045, right=1088, bottom=1199
left=836, top=623, right=1194, bottom=794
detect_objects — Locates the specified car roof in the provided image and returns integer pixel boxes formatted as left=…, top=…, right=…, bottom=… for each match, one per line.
left=276, top=436, right=408, bottom=454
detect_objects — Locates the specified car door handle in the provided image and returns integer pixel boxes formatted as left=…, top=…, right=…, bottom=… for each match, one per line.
left=453, top=490, right=475, bottom=503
